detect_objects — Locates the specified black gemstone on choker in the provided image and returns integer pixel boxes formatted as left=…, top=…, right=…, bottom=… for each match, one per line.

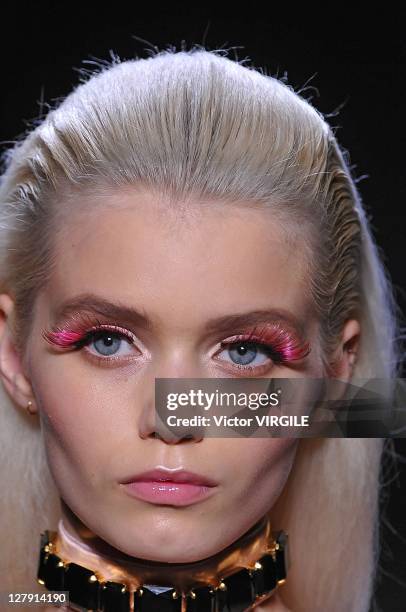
left=37, top=529, right=288, bottom=611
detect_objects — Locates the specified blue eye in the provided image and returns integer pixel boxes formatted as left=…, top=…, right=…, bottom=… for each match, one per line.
left=219, top=341, right=273, bottom=369
left=85, top=329, right=137, bottom=360
left=92, top=331, right=123, bottom=356
left=228, top=342, right=258, bottom=365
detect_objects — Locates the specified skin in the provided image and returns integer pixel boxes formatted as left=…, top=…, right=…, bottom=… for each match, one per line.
left=0, top=188, right=359, bottom=611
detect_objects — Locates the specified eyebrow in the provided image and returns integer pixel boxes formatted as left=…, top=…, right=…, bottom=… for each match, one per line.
left=53, top=293, right=152, bottom=329
left=52, top=292, right=306, bottom=337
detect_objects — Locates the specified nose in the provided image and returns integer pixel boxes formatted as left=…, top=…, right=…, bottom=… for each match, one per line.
left=138, top=394, right=205, bottom=444
left=136, top=358, right=206, bottom=444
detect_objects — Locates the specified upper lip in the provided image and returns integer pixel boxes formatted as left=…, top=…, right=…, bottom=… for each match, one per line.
left=120, top=467, right=218, bottom=487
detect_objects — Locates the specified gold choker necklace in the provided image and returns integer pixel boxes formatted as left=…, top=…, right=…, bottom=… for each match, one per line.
left=37, top=516, right=288, bottom=611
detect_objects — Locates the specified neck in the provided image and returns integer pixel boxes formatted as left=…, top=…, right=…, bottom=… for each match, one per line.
left=55, top=501, right=275, bottom=593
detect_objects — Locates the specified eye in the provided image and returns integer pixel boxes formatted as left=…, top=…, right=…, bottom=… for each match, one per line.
left=218, top=340, right=273, bottom=368
left=85, top=329, right=136, bottom=359
left=213, top=325, right=311, bottom=376
left=42, top=322, right=142, bottom=364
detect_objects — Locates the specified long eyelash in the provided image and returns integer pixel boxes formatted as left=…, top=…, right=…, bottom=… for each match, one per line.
left=42, top=315, right=134, bottom=350
left=42, top=316, right=310, bottom=366
left=222, top=323, right=311, bottom=364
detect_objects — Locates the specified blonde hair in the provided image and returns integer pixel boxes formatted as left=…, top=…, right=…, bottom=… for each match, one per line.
left=0, top=47, right=402, bottom=611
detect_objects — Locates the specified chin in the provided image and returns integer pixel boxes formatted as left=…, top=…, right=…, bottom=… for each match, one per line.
left=111, top=527, right=227, bottom=563
left=143, top=546, right=213, bottom=563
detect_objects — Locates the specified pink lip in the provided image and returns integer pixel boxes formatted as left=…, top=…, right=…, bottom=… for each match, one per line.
left=119, top=468, right=218, bottom=507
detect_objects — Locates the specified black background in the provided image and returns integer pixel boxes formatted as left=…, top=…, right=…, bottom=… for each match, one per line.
left=1, top=5, right=405, bottom=610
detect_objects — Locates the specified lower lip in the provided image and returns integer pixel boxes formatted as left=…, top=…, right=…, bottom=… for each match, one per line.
left=120, top=480, right=217, bottom=506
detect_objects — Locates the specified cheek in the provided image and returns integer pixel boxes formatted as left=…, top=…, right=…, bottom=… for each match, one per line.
left=29, top=356, right=126, bottom=485
left=227, top=438, right=298, bottom=505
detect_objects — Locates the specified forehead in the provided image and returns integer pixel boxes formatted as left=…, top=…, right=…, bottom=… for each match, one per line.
left=46, top=188, right=313, bottom=327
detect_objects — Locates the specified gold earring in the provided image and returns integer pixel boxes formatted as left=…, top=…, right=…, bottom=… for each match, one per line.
left=26, top=400, right=36, bottom=416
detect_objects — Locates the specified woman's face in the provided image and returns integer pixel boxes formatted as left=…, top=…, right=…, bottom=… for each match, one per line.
left=23, top=188, right=323, bottom=562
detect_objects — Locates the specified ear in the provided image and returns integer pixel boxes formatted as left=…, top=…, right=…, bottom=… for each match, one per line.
left=0, top=293, right=37, bottom=415
left=329, top=318, right=360, bottom=381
